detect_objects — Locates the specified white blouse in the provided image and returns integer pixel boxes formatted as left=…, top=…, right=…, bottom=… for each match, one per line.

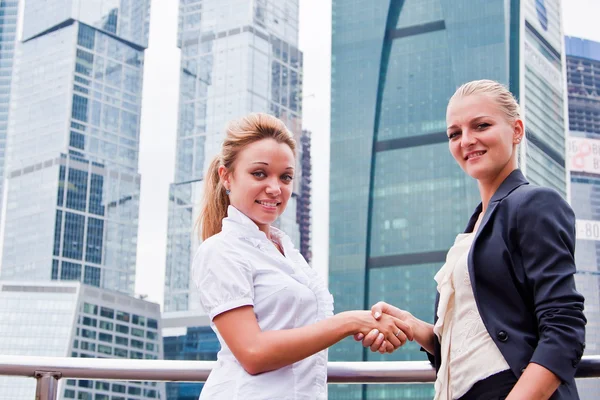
left=192, top=206, right=334, bottom=400
left=433, top=233, right=510, bottom=400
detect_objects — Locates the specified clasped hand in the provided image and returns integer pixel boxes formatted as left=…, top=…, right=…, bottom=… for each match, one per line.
left=353, top=301, right=414, bottom=354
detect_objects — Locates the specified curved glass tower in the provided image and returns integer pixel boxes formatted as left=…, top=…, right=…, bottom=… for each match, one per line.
left=329, top=0, right=568, bottom=398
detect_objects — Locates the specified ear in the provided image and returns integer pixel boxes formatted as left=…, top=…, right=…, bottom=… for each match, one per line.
left=513, top=119, right=524, bottom=144
left=218, top=165, right=230, bottom=190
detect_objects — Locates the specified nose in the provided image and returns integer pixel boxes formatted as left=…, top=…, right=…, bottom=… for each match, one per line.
left=265, top=177, right=281, bottom=196
left=460, top=129, right=476, bottom=148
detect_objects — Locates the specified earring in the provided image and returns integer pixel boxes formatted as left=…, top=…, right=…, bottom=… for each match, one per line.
left=225, top=189, right=231, bottom=195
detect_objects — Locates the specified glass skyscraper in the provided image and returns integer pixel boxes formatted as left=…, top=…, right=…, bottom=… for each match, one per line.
left=164, top=0, right=304, bottom=314
left=0, top=1, right=18, bottom=226
left=329, top=0, right=569, bottom=398
left=565, top=35, right=600, bottom=399
left=0, top=0, right=150, bottom=295
left=162, top=1, right=304, bottom=398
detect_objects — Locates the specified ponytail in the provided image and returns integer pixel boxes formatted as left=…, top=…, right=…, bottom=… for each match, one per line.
left=199, top=156, right=229, bottom=241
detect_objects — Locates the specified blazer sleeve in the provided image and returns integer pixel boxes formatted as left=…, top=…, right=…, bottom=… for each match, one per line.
left=516, top=188, right=586, bottom=383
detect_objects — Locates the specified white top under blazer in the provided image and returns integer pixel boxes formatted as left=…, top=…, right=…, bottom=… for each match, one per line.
left=433, top=232, right=510, bottom=400
left=192, top=206, right=334, bottom=400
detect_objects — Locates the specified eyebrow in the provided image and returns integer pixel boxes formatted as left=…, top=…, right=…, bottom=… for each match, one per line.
left=251, top=162, right=294, bottom=170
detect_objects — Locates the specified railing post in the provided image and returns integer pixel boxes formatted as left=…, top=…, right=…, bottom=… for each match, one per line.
left=34, top=371, right=62, bottom=400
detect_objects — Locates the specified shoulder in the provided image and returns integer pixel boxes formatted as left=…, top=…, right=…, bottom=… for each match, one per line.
left=192, top=231, right=254, bottom=274
left=505, top=184, right=571, bottom=214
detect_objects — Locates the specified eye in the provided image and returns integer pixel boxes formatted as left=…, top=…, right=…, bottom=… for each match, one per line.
left=447, top=131, right=460, bottom=140
left=281, top=174, right=294, bottom=182
left=251, top=171, right=266, bottom=178
left=477, top=123, right=491, bottom=130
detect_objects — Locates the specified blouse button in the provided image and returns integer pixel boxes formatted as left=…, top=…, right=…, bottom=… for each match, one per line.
left=497, top=330, right=509, bottom=342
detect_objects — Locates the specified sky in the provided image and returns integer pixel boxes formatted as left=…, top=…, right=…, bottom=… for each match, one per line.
left=134, top=0, right=600, bottom=306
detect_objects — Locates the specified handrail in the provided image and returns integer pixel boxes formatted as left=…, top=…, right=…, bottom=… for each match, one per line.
left=0, top=355, right=599, bottom=383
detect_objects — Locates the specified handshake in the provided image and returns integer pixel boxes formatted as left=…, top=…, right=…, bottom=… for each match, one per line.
left=344, top=301, right=417, bottom=354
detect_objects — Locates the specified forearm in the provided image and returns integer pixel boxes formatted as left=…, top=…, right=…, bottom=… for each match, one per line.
left=412, top=318, right=435, bottom=354
left=506, top=363, right=560, bottom=400
left=245, top=312, right=357, bottom=374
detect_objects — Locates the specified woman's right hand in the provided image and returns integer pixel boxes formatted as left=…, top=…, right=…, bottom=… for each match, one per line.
left=346, top=310, right=413, bottom=351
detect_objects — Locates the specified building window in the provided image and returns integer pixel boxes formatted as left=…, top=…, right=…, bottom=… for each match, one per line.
left=116, top=311, right=130, bottom=322
left=83, top=303, right=98, bottom=315
left=147, top=318, right=158, bottom=330
left=61, top=261, right=82, bottom=281
left=82, top=317, right=97, bottom=327
left=131, top=339, right=143, bottom=349
left=114, top=348, right=127, bottom=357
left=132, top=315, right=145, bottom=326
left=115, top=336, right=128, bottom=346
left=98, top=344, right=112, bottom=355
left=100, top=307, right=114, bottom=319
left=131, top=328, right=144, bottom=338
left=99, top=321, right=113, bottom=331
left=116, top=324, right=129, bottom=334
left=99, top=333, right=113, bottom=343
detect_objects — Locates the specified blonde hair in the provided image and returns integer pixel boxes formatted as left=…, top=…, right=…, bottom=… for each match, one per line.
left=449, top=79, right=522, bottom=122
left=199, top=113, right=296, bottom=240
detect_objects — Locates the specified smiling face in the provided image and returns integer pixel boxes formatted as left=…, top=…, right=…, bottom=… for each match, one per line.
left=219, top=138, right=295, bottom=233
left=446, top=94, right=523, bottom=185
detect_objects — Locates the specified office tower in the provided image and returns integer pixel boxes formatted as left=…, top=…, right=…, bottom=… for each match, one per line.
left=0, top=0, right=150, bottom=295
left=162, top=1, right=304, bottom=398
left=298, top=129, right=312, bottom=262
left=164, top=0, right=303, bottom=314
left=0, top=2, right=162, bottom=399
left=565, top=35, right=600, bottom=399
left=0, top=1, right=19, bottom=226
left=329, top=0, right=568, bottom=398
left=0, top=281, right=164, bottom=400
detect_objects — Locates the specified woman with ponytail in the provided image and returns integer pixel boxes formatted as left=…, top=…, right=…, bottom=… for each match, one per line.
left=192, top=113, right=411, bottom=399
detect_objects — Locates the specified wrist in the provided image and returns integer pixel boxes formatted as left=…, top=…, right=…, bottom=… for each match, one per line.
left=335, top=311, right=361, bottom=336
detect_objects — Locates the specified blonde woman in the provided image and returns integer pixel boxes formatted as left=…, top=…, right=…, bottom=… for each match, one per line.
left=192, top=113, right=411, bottom=399
left=360, top=80, right=586, bottom=399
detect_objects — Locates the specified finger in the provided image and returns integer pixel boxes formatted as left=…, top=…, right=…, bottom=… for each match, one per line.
left=386, top=330, right=402, bottom=348
left=394, top=319, right=414, bottom=341
left=370, top=332, right=385, bottom=352
left=371, top=302, right=387, bottom=320
left=386, top=341, right=395, bottom=353
left=378, top=341, right=387, bottom=354
left=354, top=333, right=364, bottom=341
left=361, top=329, right=379, bottom=347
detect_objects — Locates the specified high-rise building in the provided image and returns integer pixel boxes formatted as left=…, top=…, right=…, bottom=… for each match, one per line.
left=0, top=281, right=164, bottom=400
left=163, top=0, right=304, bottom=314
left=0, top=2, right=160, bottom=399
left=565, top=35, right=600, bottom=399
left=162, top=1, right=304, bottom=398
left=0, top=0, right=150, bottom=295
left=0, top=1, right=19, bottom=226
left=298, top=129, right=312, bottom=263
left=329, top=0, right=568, bottom=398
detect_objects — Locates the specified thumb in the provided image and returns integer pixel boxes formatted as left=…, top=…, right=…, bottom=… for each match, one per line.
left=372, top=302, right=387, bottom=320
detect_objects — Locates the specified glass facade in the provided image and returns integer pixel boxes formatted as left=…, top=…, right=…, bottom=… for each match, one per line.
left=0, top=281, right=164, bottom=400
left=329, top=0, right=568, bottom=398
left=0, top=1, right=18, bottom=228
left=566, top=36, right=600, bottom=399
left=163, top=324, right=220, bottom=400
left=164, top=0, right=304, bottom=314
left=1, top=0, right=150, bottom=296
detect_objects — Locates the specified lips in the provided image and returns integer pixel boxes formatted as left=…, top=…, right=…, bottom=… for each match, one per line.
left=255, top=200, right=281, bottom=207
left=464, top=150, right=486, bottom=161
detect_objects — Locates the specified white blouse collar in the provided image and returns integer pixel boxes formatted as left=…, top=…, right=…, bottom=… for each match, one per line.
left=222, top=205, right=288, bottom=243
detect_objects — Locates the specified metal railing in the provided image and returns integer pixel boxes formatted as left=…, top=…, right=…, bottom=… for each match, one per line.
left=1, top=355, right=599, bottom=400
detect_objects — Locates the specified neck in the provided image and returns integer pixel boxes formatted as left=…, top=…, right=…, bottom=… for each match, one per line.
left=477, top=165, right=517, bottom=213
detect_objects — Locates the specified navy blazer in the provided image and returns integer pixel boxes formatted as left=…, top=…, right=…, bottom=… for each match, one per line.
left=427, top=170, right=586, bottom=399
